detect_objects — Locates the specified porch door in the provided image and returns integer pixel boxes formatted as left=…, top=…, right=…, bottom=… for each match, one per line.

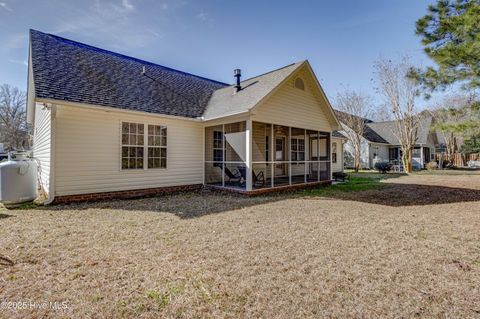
left=275, top=137, right=286, bottom=176
left=424, top=147, right=430, bottom=164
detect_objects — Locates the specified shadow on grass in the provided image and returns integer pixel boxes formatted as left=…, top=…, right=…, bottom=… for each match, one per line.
left=12, top=172, right=480, bottom=217
left=301, top=173, right=480, bottom=207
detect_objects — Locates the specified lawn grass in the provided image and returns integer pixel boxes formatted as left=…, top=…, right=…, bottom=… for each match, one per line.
left=1, top=172, right=479, bottom=318
left=301, top=171, right=404, bottom=197
left=301, top=176, right=384, bottom=196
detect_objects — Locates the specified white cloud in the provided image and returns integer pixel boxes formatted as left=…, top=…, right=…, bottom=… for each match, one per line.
left=51, top=1, right=167, bottom=50
left=121, top=0, right=134, bottom=11
left=0, top=1, right=12, bottom=11
left=8, top=59, right=28, bottom=67
left=197, top=12, right=207, bottom=22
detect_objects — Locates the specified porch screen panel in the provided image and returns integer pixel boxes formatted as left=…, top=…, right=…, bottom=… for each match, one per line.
left=205, top=122, right=246, bottom=190
left=306, top=130, right=319, bottom=182
left=291, top=127, right=306, bottom=184
left=224, top=122, right=246, bottom=190
left=225, top=122, right=246, bottom=163
left=273, top=125, right=290, bottom=187
left=252, top=122, right=271, bottom=189
left=319, top=132, right=331, bottom=180
left=204, top=125, right=223, bottom=186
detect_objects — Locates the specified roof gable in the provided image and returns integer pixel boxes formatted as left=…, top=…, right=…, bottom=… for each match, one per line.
left=202, top=62, right=305, bottom=120
left=30, top=29, right=227, bottom=118
left=248, top=62, right=341, bottom=131
left=204, top=61, right=340, bottom=130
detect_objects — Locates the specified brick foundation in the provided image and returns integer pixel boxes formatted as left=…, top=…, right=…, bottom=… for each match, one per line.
left=52, top=184, right=203, bottom=204
left=52, top=180, right=332, bottom=204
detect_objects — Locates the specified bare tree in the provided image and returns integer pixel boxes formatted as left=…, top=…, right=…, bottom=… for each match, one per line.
left=0, top=84, right=29, bottom=151
left=374, top=58, right=420, bottom=173
left=372, top=105, right=393, bottom=122
left=335, top=90, right=373, bottom=172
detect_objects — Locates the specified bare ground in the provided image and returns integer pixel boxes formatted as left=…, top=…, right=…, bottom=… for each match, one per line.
left=0, top=171, right=479, bottom=318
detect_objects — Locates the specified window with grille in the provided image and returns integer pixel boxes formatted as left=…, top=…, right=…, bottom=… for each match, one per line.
left=148, top=125, right=167, bottom=169
left=213, top=131, right=223, bottom=162
left=121, top=122, right=167, bottom=170
left=121, top=122, right=144, bottom=169
left=291, top=138, right=305, bottom=161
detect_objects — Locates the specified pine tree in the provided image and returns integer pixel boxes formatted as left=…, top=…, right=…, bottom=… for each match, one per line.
left=410, top=0, right=480, bottom=92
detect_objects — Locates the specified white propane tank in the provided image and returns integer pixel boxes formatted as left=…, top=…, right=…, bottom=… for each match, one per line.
left=0, top=153, right=38, bottom=205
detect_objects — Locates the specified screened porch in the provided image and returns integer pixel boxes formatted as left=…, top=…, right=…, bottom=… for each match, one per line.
left=204, top=120, right=331, bottom=191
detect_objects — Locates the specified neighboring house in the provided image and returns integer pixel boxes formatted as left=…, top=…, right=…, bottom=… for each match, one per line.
left=0, top=143, right=6, bottom=161
left=331, top=131, right=347, bottom=173
left=340, top=115, right=442, bottom=170
left=27, top=30, right=342, bottom=203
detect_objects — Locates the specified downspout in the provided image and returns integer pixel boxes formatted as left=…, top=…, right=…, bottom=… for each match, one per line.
left=44, top=104, right=56, bottom=205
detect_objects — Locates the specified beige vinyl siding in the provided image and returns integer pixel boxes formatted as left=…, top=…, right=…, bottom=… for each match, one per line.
left=331, top=137, right=343, bottom=173
left=251, top=68, right=333, bottom=132
left=33, top=103, right=52, bottom=195
left=54, top=105, right=203, bottom=196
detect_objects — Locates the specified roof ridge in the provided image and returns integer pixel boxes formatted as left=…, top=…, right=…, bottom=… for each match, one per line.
left=29, top=29, right=229, bottom=86
left=239, top=61, right=304, bottom=84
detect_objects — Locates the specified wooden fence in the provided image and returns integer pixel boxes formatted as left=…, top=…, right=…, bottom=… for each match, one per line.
left=435, top=153, right=480, bottom=167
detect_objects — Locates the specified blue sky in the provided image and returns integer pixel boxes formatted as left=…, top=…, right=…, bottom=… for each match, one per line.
left=0, top=0, right=441, bottom=107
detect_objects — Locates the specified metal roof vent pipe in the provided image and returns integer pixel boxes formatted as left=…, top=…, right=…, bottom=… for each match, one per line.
left=234, top=69, right=241, bottom=93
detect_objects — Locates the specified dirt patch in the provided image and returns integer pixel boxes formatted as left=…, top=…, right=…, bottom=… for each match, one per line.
left=1, top=172, right=479, bottom=318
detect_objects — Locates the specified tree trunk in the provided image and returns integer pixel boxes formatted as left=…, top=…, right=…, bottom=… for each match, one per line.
left=403, top=149, right=413, bottom=174
left=354, top=146, right=361, bottom=172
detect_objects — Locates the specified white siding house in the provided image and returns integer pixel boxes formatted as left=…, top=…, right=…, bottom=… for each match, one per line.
left=32, top=102, right=52, bottom=196
left=27, top=30, right=341, bottom=203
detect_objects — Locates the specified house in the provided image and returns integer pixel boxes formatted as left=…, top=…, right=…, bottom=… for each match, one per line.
left=0, top=143, right=6, bottom=162
left=27, top=30, right=342, bottom=203
left=340, top=114, right=443, bottom=170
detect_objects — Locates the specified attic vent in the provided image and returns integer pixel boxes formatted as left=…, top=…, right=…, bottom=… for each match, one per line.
left=294, top=77, right=305, bottom=90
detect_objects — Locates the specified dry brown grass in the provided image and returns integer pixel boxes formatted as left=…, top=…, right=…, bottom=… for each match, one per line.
left=1, top=171, right=480, bottom=318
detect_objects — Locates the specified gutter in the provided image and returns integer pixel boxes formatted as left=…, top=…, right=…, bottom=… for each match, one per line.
left=36, top=98, right=202, bottom=122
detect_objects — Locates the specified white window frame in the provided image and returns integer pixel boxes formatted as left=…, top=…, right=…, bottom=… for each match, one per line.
left=147, top=124, right=167, bottom=169
left=332, top=142, right=337, bottom=164
left=120, top=121, right=167, bottom=171
left=121, top=122, right=145, bottom=170
left=291, top=137, right=305, bottom=162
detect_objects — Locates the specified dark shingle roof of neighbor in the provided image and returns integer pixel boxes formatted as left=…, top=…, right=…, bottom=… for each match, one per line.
left=30, top=29, right=228, bottom=118
left=334, top=109, right=434, bottom=145
left=362, top=125, right=389, bottom=144
left=334, top=110, right=389, bottom=143
left=366, top=117, right=433, bottom=145
left=332, top=131, right=347, bottom=139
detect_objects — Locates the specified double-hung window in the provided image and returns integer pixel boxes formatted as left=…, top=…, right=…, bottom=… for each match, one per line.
left=291, top=138, right=305, bottom=161
left=213, top=131, right=223, bottom=163
left=121, top=122, right=144, bottom=169
left=148, top=125, right=167, bottom=169
left=121, top=122, right=167, bottom=170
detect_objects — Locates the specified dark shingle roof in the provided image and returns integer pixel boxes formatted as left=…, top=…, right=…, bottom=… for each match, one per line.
left=366, top=117, right=433, bottom=145
left=334, top=110, right=388, bottom=143
left=362, top=125, right=389, bottom=144
left=332, top=131, right=347, bottom=139
left=30, top=29, right=227, bottom=118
